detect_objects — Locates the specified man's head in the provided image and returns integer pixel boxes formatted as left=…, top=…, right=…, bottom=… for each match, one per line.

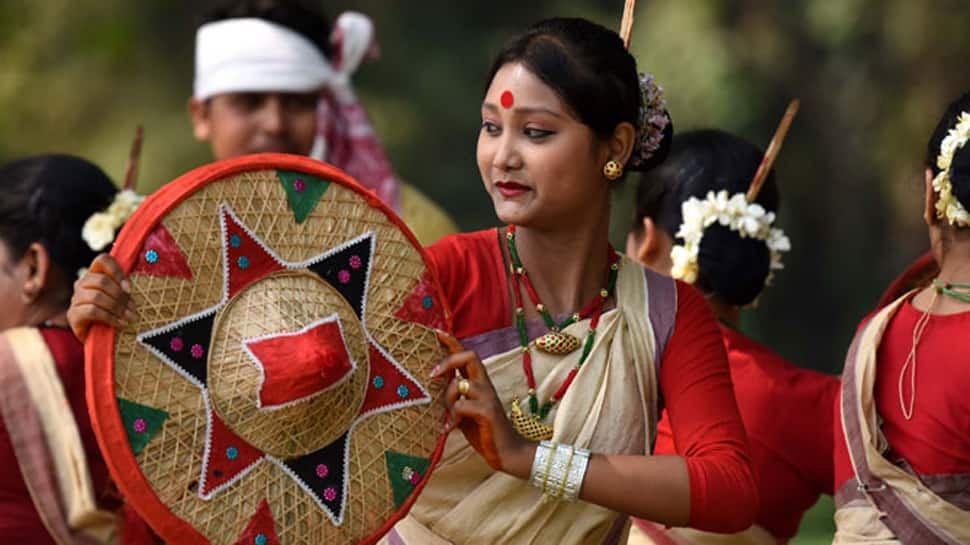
left=188, top=0, right=333, bottom=160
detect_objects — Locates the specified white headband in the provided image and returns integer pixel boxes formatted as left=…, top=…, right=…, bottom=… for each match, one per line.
left=193, top=18, right=335, bottom=100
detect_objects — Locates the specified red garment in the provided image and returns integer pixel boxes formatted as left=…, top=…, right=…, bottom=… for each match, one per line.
left=0, top=327, right=111, bottom=544
left=653, top=326, right=839, bottom=542
left=427, top=230, right=757, bottom=532
left=834, top=299, right=970, bottom=491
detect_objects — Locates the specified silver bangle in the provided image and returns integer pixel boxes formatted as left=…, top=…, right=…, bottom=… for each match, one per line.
left=562, top=446, right=591, bottom=502
left=546, top=443, right=574, bottom=501
left=530, top=441, right=556, bottom=492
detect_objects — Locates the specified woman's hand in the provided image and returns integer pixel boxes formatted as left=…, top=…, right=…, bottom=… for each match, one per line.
left=67, top=254, right=135, bottom=341
left=433, top=331, right=536, bottom=479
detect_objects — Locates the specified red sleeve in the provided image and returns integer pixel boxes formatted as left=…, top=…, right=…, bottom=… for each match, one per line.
left=661, top=282, right=758, bottom=532
left=425, top=231, right=510, bottom=339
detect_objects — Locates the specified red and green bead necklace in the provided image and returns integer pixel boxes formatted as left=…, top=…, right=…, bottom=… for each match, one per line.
left=505, top=225, right=619, bottom=441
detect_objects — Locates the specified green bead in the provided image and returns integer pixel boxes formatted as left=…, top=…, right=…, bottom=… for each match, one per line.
left=578, top=332, right=595, bottom=364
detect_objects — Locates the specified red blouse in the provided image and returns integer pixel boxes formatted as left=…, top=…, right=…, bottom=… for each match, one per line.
left=653, top=326, right=838, bottom=542
left=834, top=300, right=970, bottom=491
left=427, top=230, right=758, bottom=532
left=0, top=327, right=111, bottom=544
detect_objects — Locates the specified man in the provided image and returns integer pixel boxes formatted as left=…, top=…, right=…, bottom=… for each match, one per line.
left=188, top=0, right=457, bottom=244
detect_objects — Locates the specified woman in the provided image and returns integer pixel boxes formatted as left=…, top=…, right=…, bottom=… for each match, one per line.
left=832, top=94, right=970, bottom=543
left=0, top=155, right=126, bottom=544
left=68, top=18, right=758, bottom=544
left=623, top=130, right=839, bottom=545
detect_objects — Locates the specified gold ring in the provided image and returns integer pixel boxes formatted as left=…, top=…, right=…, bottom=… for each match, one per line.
left=457, top=378, right=471, bottom=396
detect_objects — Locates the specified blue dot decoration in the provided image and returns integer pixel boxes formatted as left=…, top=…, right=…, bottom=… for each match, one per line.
left=373, top=376, right=385, bottom=389
left=237, top=256, right=250, bottom=269
left=397, top=385, right=409, bottom=399
left=230, top=234, right=242, bottom=248
left=226, top=446, right=239, bottom=461
left=145, top=249, right=159, bottom=264
left=255, top=534, right=267, bottom=545
left=422, top=295, right=434, bottom=310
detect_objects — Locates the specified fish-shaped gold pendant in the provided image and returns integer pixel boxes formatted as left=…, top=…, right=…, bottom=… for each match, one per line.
left=535, top=331, right=580, bottom=354
left=510, top=398, right=554, bottom=441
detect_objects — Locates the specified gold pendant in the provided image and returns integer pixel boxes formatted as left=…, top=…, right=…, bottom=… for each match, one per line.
left=510, top=398, right=554, bottom=441
left=535, top=331, right=580, bottom=355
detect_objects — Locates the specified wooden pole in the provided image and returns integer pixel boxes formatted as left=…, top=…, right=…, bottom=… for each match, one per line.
left=122, top=125, right=144, bottom=191
left=619, top=0, right=637, bottom=49
left=746, top=100, right=799, bottom=202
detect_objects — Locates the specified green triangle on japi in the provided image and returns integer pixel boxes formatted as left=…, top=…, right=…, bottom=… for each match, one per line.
left=117, top=397, right=168, bottom=456
left=384, top=450, right=432, bottom=509
left=277, top=170, right=331, bottom=224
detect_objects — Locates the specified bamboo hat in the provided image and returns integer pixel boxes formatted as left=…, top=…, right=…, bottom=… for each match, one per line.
left=86, top=154, right=449, bottom=545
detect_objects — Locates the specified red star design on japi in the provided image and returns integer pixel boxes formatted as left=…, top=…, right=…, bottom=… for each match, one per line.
left=136, top=204, right=431, bottom=525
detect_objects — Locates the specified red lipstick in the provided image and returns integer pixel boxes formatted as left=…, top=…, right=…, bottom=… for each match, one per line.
left=495, top=181, right=531, bottom=198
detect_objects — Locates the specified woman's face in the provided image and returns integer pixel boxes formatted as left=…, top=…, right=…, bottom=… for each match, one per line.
left=477, top=63, right=611, bottom=229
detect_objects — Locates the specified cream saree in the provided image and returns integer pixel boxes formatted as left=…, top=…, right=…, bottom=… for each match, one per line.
left=382, top=257, right=676, bottom=545
left=0, top=327, right=116, bottom=545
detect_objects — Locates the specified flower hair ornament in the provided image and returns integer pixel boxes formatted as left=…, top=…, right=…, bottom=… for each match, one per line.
left=932, top=111, right=970, bottom=227
left=82, top=126, right=146, bottom=253
left=670, top=100, right=799, bottom=287
left=627, top=73, right=670, bottom=170
left=617, top=1, right=670, bottom=171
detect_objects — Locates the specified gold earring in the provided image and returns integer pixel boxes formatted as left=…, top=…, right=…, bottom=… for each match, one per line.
left=603, top=160, right=623, bottom=180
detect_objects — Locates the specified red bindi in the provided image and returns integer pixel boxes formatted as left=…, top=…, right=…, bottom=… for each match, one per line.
left=500, top=90, right=514, bottom=109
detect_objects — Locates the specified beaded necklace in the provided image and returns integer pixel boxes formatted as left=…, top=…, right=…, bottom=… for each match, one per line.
left=504, top=225, right=619, bottom=441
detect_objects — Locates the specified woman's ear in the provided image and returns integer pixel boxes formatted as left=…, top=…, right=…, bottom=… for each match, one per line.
left=19, top=242, right=52, bottom=303
left=605, top=121, right=638, bottom=168
left=627, top=216, right=673, bottom=271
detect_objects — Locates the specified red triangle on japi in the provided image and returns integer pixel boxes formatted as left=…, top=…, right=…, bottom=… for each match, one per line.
left=358, top=342, right=430, bottom=418
left=200, top=411, right=265, bottom=498
left=222, top=208, right=284, bottom=299
left=232, top=499, right=281, bottom=545
left=132, top=223, right=193, bottom=280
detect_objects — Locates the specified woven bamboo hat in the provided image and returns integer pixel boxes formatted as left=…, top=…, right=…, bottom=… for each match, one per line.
left=86, top=154, right=450, bottom=545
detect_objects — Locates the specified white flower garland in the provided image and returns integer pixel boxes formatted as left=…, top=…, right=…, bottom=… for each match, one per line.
left=932, top=111, right=970, bottom=227
left=81, top=189, right=144, bottom=251
left=670, top=190, right=791, bottom=286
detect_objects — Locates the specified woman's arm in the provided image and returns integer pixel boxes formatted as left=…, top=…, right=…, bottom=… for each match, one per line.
left=433, top=281, right=757, bottom=530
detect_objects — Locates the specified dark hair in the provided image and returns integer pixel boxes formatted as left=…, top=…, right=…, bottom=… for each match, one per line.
left=202, top=0, right=333, bottom=59
left=632, top=129, right=780, bottom=306
left=485, top=17, right=672, bottom=172
left=0, top=155, right=117, bottom=301
left=926, top=92, right=970, bottom=214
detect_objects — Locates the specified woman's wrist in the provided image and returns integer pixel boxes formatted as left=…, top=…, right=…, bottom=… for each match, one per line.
left=503, top=436, right=538, bottom=479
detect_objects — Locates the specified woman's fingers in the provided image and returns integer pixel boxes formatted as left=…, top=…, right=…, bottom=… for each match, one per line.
left=431, top=350, right=488, bottom=381
left=69, top=304, right=127, bottom=332
left=89, top=254, right=131, bottom=293
left=74, top=273, right=131, bottom=310
left=436, top=330, right=464, bottom=354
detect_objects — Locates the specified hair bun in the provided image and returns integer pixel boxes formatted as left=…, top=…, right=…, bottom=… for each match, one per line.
left=949, top=143, right=970, bottom=211
left=696, top=224, right=771, bottom=306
